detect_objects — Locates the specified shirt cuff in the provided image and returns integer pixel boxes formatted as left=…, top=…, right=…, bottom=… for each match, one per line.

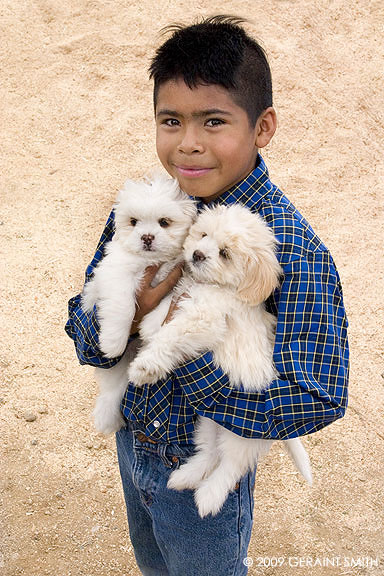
left=174, top=351, right=232, bottom=410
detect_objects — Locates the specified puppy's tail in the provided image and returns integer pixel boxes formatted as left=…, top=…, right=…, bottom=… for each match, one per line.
left=283, top=437, right=313, bottom=485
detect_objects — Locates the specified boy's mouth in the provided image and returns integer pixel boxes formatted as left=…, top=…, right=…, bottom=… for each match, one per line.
left=175, top=165, right=212, bottom=178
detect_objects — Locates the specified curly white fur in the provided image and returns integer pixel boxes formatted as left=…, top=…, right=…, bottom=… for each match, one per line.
left=81, top=174, right=197, bottom=434
left=128, top=204, right=312, bottom=517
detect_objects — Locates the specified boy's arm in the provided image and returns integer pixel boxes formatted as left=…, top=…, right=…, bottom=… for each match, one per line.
left=174, top=250, right=349, bottom=439
left=65, top=210, right=123, bottom=368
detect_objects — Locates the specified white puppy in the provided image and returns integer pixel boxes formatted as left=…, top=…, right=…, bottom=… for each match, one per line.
left=81, top=174, right=197, bottom=434
left=128, top=204, right=312, bottom=517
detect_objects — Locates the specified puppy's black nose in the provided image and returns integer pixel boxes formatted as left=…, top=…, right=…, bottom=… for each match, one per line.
left=193, top=250, right=206, bottom=263
left=141, top=234, right=154, bottom=247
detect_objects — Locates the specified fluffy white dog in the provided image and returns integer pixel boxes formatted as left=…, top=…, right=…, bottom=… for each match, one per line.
left=128, top=204, right=312, bottom=517
left=81, top=174, right=197, bottom=434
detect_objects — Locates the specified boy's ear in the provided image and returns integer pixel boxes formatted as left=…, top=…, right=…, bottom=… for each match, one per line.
left=254, top=107, right=277, bottom=149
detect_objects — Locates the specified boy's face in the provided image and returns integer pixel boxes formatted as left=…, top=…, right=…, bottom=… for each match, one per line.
left=155, top=80, right=260, bottom=202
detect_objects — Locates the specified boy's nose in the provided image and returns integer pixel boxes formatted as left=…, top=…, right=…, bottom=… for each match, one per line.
left=141, top=234, right=155, bottom=246
left=177, top=127, right=204, bottom=154
left=192, top=250, right=206, bottom=263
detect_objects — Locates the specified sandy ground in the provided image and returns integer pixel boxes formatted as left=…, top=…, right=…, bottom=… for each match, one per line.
left=1, top=1, right=383, bottom=575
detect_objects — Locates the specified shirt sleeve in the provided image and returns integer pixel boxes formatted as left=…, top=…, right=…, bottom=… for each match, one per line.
left=65, top=210, right=127, bottom=368
left=174, top=250, right=349, bottom=439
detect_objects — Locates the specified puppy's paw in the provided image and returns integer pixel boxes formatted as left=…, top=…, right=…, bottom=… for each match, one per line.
left=126, top=363, right=149, bottom=387
left=93, top=396, right=125, bottom=435
left=128, top=356, right=165, bottom=387
left=167, top=465, right=202, bottom=491
left=194, top=480, right=229, bottom=518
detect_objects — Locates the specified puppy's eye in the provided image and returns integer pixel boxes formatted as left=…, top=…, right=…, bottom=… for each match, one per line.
left=130, top=218, right=138, bottom=227
left=159, top=218, right=170, bottom=228
left=201, top=232, right=207, bottom=238
left=219, top=247, right=230, bottom=260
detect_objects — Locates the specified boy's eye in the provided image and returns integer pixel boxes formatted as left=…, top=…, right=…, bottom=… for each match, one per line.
left=130, top=218, right=138, bottom=226
left=206, top=118, right=225, bottom=127
left=219, top=247, right=230, bottom=259
left=163, top=118, right=180, bottom=127
left=159, top=218, right=171, bottom=228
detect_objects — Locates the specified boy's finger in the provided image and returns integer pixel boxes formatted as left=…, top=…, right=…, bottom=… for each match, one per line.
left=163, top=292, right=189, bottom=325
left=139, top=265, right=160, bottom=290
left=152, top=264, right=183, bottom=300
left=162, top=297, right=179, bottom=325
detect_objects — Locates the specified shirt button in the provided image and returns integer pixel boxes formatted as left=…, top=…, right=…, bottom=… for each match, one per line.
left=153, top=420, right=160, bottom=428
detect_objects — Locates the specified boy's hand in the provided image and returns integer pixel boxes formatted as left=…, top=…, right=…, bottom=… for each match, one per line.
left=130, top=264, right=183, bottom=334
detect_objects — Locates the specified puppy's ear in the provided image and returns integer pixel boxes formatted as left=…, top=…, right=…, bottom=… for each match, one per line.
left=237, top=251, right=281, bottom=305
left=112, top=185, right=131, bottom=240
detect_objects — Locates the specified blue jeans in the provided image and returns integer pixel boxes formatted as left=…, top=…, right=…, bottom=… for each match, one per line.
left=116, top=424, right=256, bottom=576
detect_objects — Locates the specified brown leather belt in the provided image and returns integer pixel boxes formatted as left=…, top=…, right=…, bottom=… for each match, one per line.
left=136, top=432, right=157, bottom=444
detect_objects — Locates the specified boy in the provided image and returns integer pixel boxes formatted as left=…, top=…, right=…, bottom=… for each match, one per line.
left=65, top=16, right=349, bottom=576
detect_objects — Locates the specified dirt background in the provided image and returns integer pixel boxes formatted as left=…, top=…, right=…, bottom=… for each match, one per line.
left=1, top=1, right=383, bottom=575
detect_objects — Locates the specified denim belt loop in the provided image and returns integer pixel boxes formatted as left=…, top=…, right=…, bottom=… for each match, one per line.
left=158, top=441, right=173, bottom=468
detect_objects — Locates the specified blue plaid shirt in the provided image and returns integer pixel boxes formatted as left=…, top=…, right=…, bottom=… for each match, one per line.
left=65, top=155, right=349, bottom=444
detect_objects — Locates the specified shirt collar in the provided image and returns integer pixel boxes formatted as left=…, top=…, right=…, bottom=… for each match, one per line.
left=195, top=154, right=273, bottom=212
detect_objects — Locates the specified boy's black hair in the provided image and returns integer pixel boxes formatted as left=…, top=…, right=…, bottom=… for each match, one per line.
left=149, top=15, right=272, bottom=127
